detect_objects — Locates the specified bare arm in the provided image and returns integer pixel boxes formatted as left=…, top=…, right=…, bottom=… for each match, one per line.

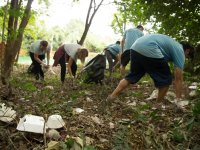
left=46, top=50, right=50, bottom=65
left=174, top=67, right=183, bottom=98
left=67, top=57, right=74, bottom=77
left=34, top=53, right=45, bottom=65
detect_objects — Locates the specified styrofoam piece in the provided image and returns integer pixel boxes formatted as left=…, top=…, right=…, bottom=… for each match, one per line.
left=72, top=108, right=84, bottom=114
left=46, top=115, right=65, bottom=129
left=145, top=90, right=158, bottom=100
left=0, top=103, right=16, bottom=123
left=176, top=100, right=189, bottom=107
left=16, top=115, right=47, bottom=134
left=188, top=85, right=197, bottom=90
left=189, top=90, right=197, bottom=97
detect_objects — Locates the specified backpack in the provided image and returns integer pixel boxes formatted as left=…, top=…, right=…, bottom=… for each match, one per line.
left=81, top=54, right=106, bottom=84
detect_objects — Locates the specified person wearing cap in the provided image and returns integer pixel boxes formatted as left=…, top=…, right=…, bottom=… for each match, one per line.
left=53, top=43, right=89, bottom=83
left=120, top=25, right=144, bottom=75
left=29, top=40, right=51, bottom=80
left=104, top=41, right=121, bottom=76
left=107, top=34, right=194, bottom=109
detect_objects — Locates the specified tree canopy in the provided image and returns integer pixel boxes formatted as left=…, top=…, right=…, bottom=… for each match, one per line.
left=112, top=0, right=200, bottom=44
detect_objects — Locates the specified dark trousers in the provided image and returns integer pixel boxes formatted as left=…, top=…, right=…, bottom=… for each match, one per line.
left=105, top=50, right=118, bottom=74
left=29, top=52, right=44, bottom=79
left=59, top=54, right=77, bottom=82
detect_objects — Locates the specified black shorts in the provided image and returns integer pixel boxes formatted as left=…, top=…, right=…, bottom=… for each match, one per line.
left=121, top=49, right=131, bottom=67
left=125, top=51, right=172, bottom=87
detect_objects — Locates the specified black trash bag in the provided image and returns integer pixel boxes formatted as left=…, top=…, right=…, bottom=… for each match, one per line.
left=81, top=54, right=106, bottom=84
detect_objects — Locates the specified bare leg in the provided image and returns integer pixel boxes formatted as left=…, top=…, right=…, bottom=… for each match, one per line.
left=157, top=86, right=169, bottom=102
left=110, top=79, right=130, bottom=98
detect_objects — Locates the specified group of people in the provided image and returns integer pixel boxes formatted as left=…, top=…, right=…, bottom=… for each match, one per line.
left=29, top=41, right=88, bottom=83
left=105, top=26, right=194, bottom=109
left=29, top=24, right=194, bottom=109
left=104, top=25, right=144, bottom=76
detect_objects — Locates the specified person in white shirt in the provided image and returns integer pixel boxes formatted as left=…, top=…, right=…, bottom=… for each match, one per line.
left=53, top=43, right=89, bottom=83
left=29, top=40, right=51, bottom=80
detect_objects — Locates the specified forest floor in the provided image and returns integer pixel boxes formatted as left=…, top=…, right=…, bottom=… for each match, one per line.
left=0, top=64, right=200, bottom=150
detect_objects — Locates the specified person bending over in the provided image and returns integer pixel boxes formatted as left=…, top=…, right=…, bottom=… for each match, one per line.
left=53, top=43, right=88, bottom=83
left=107, top=34, right=194, bottom=109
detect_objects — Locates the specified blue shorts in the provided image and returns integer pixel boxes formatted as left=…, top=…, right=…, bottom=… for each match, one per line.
left=125, top=51, right=172, bottom=87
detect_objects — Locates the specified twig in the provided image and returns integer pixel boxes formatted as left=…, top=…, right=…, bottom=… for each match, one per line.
left=43, top=114, right=47, bottom=148
left=5, top=130, right=18, bottom=150
left=20, top=132, right=33, bottom=147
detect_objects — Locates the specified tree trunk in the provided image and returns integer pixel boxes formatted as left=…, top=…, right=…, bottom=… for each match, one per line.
left=78, top=0, right=104, bottom=45
left=78, top=24, right=90, bottom=46
left=1, top=0, right=33, bottom=85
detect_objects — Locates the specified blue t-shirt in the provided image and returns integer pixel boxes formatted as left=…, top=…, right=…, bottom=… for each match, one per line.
left=107, top=44, right=121, bottom=56
left=123, top=28, right=144, bottom=51
left=131, top=34, right=185, bottom=69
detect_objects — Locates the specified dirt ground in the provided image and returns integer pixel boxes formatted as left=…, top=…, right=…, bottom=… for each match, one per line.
left=0, top=65, right=200, bottom=150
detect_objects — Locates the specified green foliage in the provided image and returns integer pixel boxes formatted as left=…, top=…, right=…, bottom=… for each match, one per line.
left=84, top=36, right=105, bottom=52
left=149, top=109, right=160, bottom=121
left=112, top=126, right=131, bottom=150
left=185, top=117, right=195, bottom=131
left=171, top=128, right=185, bottom=143
left=12, top=81, right=37, bottom=92
left=132, top=104, right=150, bottom=123
left=63, top=137, right=96, bottom=150
left=113, top=0, right=200, bottom=44
left=181, top=100, right=200, bottom=133
left=22, top=4, right=115, bottom=52
left=65, top=138, right=75, bottom=149
left=0, top=7, right=4, bottom=16
left=192, top=100, right=200, bottom=117
left=68, top=90, right=86, bottom=101
left=128, top=91, right=143, bottom=97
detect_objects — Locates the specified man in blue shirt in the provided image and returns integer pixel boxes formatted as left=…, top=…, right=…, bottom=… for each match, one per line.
left=120, top=25, right=144, bottom=75
left=104, top=41, right=121, bottom=76
left=107, top=34, right=194, bottom=108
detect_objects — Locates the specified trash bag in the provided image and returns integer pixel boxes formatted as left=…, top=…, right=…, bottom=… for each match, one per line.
left=81, top=54, right=106, bottom=84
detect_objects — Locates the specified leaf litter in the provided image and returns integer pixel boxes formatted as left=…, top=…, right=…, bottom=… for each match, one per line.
left=0, top=65, right=200, bottom=150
